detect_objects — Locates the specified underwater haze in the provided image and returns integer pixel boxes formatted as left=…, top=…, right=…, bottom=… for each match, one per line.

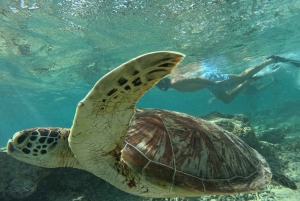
left=1, top=0, right=300, bottom=201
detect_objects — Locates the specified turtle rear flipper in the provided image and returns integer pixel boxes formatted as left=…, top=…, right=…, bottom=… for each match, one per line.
left=272, top=171, right=297, bottom=190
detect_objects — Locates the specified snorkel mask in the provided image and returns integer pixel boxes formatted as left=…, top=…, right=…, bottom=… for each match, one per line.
left=156, top=77, right=170, bottom=91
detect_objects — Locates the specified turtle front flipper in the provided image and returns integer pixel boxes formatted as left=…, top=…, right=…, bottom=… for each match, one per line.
left=69, top=51, right=184, bottom=173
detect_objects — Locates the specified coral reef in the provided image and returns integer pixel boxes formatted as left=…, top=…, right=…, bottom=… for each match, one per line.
left=0, top=154, right=50, bottom=201
left=200, top=111, right=259, bottom=148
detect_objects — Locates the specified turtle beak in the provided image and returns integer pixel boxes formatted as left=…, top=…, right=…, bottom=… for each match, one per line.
left=6, top=139, right=29, bottom=158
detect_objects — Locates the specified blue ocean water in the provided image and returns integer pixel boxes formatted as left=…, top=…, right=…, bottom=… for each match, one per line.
left=0, top=1, right=300, bottom=200
left=1, top=1, right=299, bottom=148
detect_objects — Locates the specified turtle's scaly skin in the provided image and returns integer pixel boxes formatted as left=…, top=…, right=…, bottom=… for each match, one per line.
left=7, top=51, right=272, bottom=198
left=7, top=128, right=83, bottom=169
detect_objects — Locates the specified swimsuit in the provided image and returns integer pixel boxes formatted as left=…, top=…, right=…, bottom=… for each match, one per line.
left=203, top=72, right=230, bottom=97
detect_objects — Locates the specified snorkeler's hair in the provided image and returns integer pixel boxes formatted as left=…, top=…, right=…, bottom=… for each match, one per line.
left=156, top=77, right=171, bottom=91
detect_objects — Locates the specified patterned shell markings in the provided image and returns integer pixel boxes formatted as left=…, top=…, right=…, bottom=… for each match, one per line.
left=122, top=109, right=271, bottom=195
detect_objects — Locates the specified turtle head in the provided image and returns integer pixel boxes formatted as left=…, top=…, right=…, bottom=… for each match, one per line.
left=6, top=127, right=84, bottom=169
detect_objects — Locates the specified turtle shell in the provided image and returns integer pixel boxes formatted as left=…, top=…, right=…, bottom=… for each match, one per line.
left=121, top=108, right=271, bottom=197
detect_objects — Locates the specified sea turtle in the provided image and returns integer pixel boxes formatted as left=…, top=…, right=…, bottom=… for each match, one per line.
left=5, top=51, right=274, bottom=198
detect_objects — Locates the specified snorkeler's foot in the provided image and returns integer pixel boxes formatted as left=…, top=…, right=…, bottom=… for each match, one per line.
left=287, top=59, right=300, bottom=68
left=268, top=55, right=300, bottom=68
left=251, top=64, right=281, bottom=81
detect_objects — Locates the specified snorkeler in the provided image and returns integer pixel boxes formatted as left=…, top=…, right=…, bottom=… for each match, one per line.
left=156, top=55, right=300, bottom=104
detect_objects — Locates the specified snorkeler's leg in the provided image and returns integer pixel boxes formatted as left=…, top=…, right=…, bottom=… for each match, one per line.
left=228, top=58, right=276, bottom=86
left=218, top=79, right=253, bottom=104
